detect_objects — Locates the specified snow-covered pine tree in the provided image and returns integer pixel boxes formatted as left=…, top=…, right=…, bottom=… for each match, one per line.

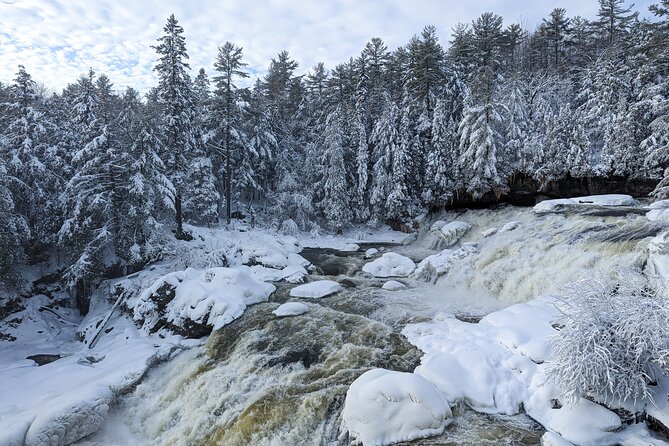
left=369, top=96, right=399, bottom=222
left=319, top=107, right=351, bottom=231
left=153, top=14, right=216, bottom=234
left=423, top=98, right=457, bottom=205
left=116, top=87, right=175, bottom=265
left=0, top=158, right=29, bottom=288
left=354, top=111, right=371, bottom=221
left=212, top=41, right=250, bottom=223
left=386, top=99, right=414, bottom=221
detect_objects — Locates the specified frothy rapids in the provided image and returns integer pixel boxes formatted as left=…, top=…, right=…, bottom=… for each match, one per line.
left=78, top=202, right=663, bottom=446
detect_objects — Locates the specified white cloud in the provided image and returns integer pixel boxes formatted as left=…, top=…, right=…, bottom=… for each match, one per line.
left=0, top=0, right=656, bottom=93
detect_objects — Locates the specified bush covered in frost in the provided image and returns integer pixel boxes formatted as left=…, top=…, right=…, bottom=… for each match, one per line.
left=547, top=268, right=669, bottom=405
left=279, top=219, right=299, bottom=236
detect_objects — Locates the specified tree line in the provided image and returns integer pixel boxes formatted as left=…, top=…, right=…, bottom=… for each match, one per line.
left=1, top=0, right=668, bottom=288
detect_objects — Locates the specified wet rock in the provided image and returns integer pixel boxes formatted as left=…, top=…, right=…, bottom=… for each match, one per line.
left=339, top=278, right=357, bottom=288
left=27, top=354, right=62, bottom=366
left=267, top=345, right=321, bottom=369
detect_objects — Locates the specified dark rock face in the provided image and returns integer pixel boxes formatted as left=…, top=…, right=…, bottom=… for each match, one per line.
left=27, top=354, right=61, bottom=366
left=435, top=175, right=658, bottom=212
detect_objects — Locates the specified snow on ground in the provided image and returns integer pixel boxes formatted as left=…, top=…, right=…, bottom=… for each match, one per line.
left=272, top=302, right=309, bottom=317
left=0, top=298, right=193, bottom=446
left=340, top=368, right=452, bottom=446
left=289, top=280, right=343, bottom=298
left=534, top=194, right=637, bottom=213
left=362, top=252, right=415, bottom=278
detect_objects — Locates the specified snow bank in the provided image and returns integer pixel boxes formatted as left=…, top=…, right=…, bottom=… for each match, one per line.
left=362, top=252, right=415, bottom=278
left=403, top=297, right=623, bottom=445
left=340, top=369, right=452, bottom=446
left=534, top=194, right=636, bottom=212
left=382, top=280, right=406, bottom=291
left=127, top=267, right=276, bottom=334
left=272, top=302, right=309, bottom=317
left=289, top=280, right=343, bottom=298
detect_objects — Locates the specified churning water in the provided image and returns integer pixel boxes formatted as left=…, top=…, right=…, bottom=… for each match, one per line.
left=79, top=203, right=662, bottom=446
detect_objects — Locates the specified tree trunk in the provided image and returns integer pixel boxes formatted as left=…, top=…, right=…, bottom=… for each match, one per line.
left=175, top=192, right=184, bottom=239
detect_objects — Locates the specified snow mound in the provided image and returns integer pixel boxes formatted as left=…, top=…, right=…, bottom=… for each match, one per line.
left=341, top=369, right=452, bottom=446
left=127, top=267, right=276, bottom=335
left=240, top=235, right=307, bottom=269
left=541, top=432, right=574, bottom=446
left=481, top=228, right=498, bottom=238
left=272, top=302, right=309, bottom=317
left=241, top=264, right=307, bottom=284
left=648, top=199, right=669, bottom=210
left=382, top=280, right=406, bottom=291
left=340, top=243, right=360, bottom=252
left=365, top=248, right=379, bottom=258
left=289, top=280, right=343, bottom=298
left=534, top=194, right=636, bottom=213
left=404, top=297, right=622, bottom=445
left=362, top=252, right=415, bottom=278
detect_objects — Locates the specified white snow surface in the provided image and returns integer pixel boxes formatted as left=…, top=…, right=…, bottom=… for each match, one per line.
left=381, top=280, right=406, bottom=291
left=340, top=243, right=360, bottom=252
left=403, top=297, right=627, bottom=445
left=534, top=194, right=637, bottom=212
left=289, top=280, right=343, bottom=298
left=362, top=252, right=415, bottom=278
left=0, top=296, right=191, bottom=446
left=341, top=369, right=452, bottom=446
left=127, top=267, right=276, bottom=332
left=272, top=302, right=309, bottom=317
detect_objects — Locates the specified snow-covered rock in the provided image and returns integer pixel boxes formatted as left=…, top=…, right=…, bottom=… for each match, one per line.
left=341, top=369, right=452, bottom=446
left=648, top=199, right=669, bottom=210
left=272, top=302, right=309, bottom=317
left=289, top=280, right=343, bottom=298
left=362, top=252, right=415, bottom=278
left=534, top=194, right=636, bottom=213
left=382, top=280, right=406, bottom=291
left=404, top=297, right=623, bottom=445
left=240, top=264, right=307, bottom=284
left=646, top=208, right=669, bottom=222
left=440, top=221, right=471, bottom=245
left=481, top=228, right=498, bottom=238
left=413, top=244, right=477, bottom=283
left=340, top=243, right=360, bottom=252
left=127, top=267, right=276, bottom=335
left=364, top=248, right=379, bottom=258
left=500, top=221, right=520, bottom=232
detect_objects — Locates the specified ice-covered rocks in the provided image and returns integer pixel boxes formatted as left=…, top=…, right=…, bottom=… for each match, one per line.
left=362, top=252, right=415, bottom=277
left=413, top=244, right=477, bottom=283
left=341, top=369, right=452, bottom=446
left=426, top=220, right=471, bottom=249
left=127, top=267, right=276, bottom=336
left=382, top=280, right=406, bottom=291
left=272, top=302, right=309, bottom=317
left=534, top=194, right=637, bottom=213
left=646, top=199, right=669, bottom=222
left=500, top=221, right=520, bottom=232
left=289, top=280, right=343, bottom=298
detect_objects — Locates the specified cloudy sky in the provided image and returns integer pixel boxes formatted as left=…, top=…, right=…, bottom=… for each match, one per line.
left=0, top=0, right=656, bottom=93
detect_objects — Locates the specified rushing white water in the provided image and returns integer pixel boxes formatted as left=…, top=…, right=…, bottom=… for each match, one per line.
left=77, top=203, right=663, bottom=446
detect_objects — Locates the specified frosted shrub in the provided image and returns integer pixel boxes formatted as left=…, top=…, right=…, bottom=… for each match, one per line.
left=279, top=219, right=299, bottom=237
left=547, top=268, right=669, bottom=405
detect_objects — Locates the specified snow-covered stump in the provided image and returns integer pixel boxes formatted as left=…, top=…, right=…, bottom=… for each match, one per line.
left=362, top=252, right=415, bottom=278
left=340, top=369, right=452, bottom=446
